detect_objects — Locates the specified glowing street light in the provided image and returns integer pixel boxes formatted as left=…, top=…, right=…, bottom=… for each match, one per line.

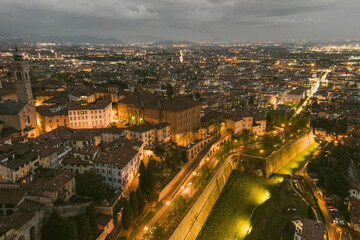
left=193, top=171, right=197, bottom=176
left=281, top=124, right=285, bottom=127
left=144, top=226, right=148, bottom=231
left=166, top=201, right=170, bottom=205
left=260, top=149, right=264, bottom=153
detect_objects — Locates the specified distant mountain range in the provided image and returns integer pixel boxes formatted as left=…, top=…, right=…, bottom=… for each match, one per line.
left=0, top=32, right=203, bottom=46
left=0, top=33, right=124, bottom=44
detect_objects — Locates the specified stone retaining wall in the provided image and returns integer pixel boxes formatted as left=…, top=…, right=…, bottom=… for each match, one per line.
left=169, top=155, right=235, bottom=240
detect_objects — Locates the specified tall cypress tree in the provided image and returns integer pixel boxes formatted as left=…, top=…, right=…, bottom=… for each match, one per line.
left=41, top=211, right=68, bottom=240
left=130, top=191, right=139, bottom=218
left=147, top=164, right=157, bottom=202
left=121, top=200, right=133, bottom=230
left=136, top=187, right=145, bottom=214
left=68, top=221, right=78, bottom=240
left=86, top=204, right=99, bottom=237
left=76, top=216, right=93, bottom=240
left=139, top=161, right=147, bottom=191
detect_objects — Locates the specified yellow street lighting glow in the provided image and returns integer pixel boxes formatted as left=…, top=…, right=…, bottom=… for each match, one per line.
left=144, top=226, right=148, bottom=231
left=193, top=171, right=196, bottom=176
left=166, top=201, right=170, bottom=205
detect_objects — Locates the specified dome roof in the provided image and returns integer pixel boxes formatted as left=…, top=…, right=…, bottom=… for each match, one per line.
left=13, top=46, right=23, bottom=61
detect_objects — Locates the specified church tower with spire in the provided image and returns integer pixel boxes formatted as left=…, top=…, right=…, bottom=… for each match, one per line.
left=13, top=46, right=34, bottom=106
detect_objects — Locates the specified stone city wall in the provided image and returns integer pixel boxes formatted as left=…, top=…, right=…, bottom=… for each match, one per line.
left=169, top=155, right=235, bottom=240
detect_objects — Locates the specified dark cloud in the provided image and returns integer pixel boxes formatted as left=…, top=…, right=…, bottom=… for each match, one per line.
left=0, top=0, right=358, bottom=41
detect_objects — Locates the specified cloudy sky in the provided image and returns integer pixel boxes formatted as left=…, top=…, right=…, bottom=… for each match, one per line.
left=0, top=0, right=359, bottom=42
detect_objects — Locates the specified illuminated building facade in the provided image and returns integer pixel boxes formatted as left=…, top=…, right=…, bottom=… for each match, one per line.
left=117, top=93, right=201, bottom=145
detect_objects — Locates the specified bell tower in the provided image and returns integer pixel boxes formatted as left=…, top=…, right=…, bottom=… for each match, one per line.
left=13, top=46, right=34, bottom=106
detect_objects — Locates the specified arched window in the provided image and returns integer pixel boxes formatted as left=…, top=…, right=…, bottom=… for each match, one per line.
left=30, top=226, right=37, bottom=240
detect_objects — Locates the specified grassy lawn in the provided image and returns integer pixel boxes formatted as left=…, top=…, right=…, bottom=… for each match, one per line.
left=197, top=170, right=271, bottom=240
left=277, top=141, right=319, bottom=175
left=196, top=141, right=319, bottom=240
left=245, top=181, right=308, bottom=240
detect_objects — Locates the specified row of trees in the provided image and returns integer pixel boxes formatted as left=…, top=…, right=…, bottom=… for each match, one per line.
left=307, top=144, right=351, bottom=199
left=311, top=118, right=348, bottom=135
left=121, top=160, right=158, bottom=230
left=121, top=187, right=146, bottom=229
left=76, top=170, right=114, bottom=204
left=41, top=205, right=98, bottom=240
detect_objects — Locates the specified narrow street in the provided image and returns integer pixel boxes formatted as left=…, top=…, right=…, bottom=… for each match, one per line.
left=110, top=136, right=226, bottom=240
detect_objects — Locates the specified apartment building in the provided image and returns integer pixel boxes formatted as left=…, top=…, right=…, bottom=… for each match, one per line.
left=118, top=93, right=201, bottom=145
left=125, top=122, right=170, bottom=146
left=68, top=99, right=112, bottom=129
left=94, top=140, right=144, bottom=190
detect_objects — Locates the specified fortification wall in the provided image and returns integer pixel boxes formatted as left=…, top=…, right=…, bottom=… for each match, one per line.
left=240, top=129, right=314, bottom=177
left=53, top=202, right=91, bottom=218
left=169, top=155, right=235, bottom=240
left=265, top=130, right=314, bottom=177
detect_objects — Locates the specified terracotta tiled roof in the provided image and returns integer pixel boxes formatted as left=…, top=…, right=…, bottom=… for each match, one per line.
left=68, top=99, right=111, bottom=111
left=0, top=189, right=25, bottom=205
left=94, top=147, right=138, bottom=169
left=97, top=214, right=112, bottom=227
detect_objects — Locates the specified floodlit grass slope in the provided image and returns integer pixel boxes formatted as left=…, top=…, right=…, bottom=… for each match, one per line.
left=245, top=181, right=308, bottom=240
left=196, top=170, right=270, bottom=240
left=196, top=141, right=318, bottom=240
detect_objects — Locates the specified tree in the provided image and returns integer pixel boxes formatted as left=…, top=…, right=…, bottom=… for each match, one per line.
left=86, top=204, right=99, bottom=237
left=139, top=161, right=147, bottom=191
left=147, top=164, right=158, bottom=202
left=121, top=200, right=133, bottom=230
left=130, top=191, right=139, bottom=218
left=76, top=170, right=105, bottom=202
left=167, top=196, right=189, bottom=226
left=136, top=187, right=145, bottom=215
left=76, top=216, right=93, bottom=240
left=41, top=212, right=68, bottom=240
left=113, top=198, right=125, bottom=223
left=67, top=221, right=78, bottom=240
left=150, top=226, right=166, bottom=240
